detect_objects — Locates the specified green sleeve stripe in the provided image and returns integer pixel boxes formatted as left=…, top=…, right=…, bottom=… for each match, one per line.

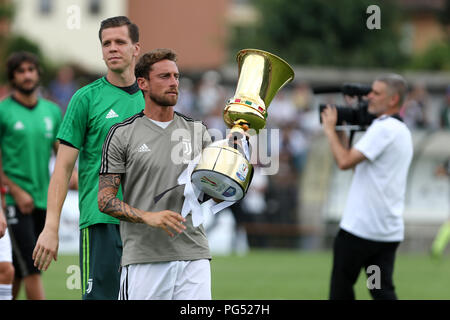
left=80, top=229, right=84, bottom=295
left=82, top=228, right=85, bottom=295
left=82, top=228, right=90, bottom=295
left=86, top=228, right=90, bottom=295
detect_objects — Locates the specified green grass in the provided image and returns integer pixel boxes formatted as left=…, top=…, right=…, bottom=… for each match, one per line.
left=212, top=250, right=450, bottom=300
left=15, top=250, right=450, bottom=300
left=17, top=254, right=80, bottom=300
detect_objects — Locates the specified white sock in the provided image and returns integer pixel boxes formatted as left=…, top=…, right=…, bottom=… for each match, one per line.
left=0, top=284, right=12, bottom=300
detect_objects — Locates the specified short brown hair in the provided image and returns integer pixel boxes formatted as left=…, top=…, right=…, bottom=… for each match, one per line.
left=135, top=49, right=178, bottom=79
left=7, top=51, right=41, bottom=83
left=98, top=16, right=139, bottom=43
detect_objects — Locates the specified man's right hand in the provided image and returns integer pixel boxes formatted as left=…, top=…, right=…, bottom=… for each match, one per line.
left=141, top=210, right=186, bottom=237
left=32, top=227, right=59, bottom=271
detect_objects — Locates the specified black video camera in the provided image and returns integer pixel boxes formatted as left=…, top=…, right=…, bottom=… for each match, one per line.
left=318, top=83, right=376, bottom=130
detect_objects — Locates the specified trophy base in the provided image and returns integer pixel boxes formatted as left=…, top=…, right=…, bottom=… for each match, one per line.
left=191, top=170, right=245, bottom=201
left=191, top=144, right=253, bottom=201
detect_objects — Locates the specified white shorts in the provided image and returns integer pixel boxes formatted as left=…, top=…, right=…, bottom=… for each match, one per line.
left=0, top=228, right=12, bottom=263
left=119, top=259, right=211, bottom=300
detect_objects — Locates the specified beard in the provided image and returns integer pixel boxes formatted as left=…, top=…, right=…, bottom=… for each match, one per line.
left=13, top=80, right=39, bottom=96
left=149, top=93, right=178, bottom=107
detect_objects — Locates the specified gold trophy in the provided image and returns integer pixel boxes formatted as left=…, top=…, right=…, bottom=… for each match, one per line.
left=191, top=49, right=295, bottom=201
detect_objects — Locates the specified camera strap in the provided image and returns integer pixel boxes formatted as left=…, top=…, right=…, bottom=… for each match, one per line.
left=390, top=113, right=403, bottom=122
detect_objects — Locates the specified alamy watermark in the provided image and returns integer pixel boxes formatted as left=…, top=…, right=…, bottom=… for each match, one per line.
left=366, top=5, right=381, bottom=30
left=66, top=5, right=81, bottom=30
left=366, top=265, right=381, bottom=290
left=66, top=265, right=81, bottom=290
left=170, top=124, right=280, bottom=176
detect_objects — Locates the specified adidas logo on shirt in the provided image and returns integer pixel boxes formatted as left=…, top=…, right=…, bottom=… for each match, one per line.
left=137, top=144, right=151, bottom=153
left=106, top=109, right=119, bottom=119
left=14, top=121, right=25, bottom=130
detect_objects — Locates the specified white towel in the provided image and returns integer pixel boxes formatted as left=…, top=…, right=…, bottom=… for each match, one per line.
left=177, top=153, right=236, bottom=227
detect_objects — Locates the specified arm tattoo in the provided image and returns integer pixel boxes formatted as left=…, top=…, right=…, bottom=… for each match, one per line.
left=98, top=173, right=143, bottom=223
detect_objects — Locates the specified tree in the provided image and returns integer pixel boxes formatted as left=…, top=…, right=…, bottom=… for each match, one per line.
left=0, top=2, right=54, bottom=84
left=229, top=0, right=407, bottom=68
left=0, top=0, right=15, bottom=83
left=409, top=0, right=450, bottom=71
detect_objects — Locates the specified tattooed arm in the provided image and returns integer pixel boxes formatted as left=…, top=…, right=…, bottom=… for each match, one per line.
left=98, top=173, right=143, bottom=223
left=98, top=173, right=187, bottom=236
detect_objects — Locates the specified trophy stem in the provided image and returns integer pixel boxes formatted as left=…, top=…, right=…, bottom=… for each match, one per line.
left=230, top=119, right=249, bottom=133
left=228, top=120, right=251, bottom=160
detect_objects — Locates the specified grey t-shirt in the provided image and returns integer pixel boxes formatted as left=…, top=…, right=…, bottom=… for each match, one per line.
left=100, top=111, right=212, bottom=266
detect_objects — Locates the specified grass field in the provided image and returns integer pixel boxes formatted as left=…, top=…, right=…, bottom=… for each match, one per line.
left=16, top=249, right=450, bottom=300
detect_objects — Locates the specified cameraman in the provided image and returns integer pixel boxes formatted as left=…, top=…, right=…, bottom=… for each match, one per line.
left=321, top=74, right=413, bottom=300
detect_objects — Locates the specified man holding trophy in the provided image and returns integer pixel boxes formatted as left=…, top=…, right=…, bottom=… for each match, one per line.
left=98, top=48, right=293, bottom=300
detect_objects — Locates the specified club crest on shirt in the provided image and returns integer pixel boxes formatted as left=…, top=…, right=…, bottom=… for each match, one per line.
left=44, top=117, right=54, bottom=138
left=181, top=139, right=192, bottom=164
left=44, top=117, right=53, bottom=131
left=182, top=139, right=192, bottom=156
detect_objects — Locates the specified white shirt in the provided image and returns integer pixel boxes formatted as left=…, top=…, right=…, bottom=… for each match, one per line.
left=148, top=118, right=173, bottom=129
left=340, top=115, right=413, bottom=242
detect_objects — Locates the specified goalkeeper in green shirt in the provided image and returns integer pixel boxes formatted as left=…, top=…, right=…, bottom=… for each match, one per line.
left=32, top=16, right=144, bottom=300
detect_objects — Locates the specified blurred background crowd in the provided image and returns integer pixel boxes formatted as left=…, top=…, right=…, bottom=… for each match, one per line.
left=0, top=0, right=449, bottom=254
